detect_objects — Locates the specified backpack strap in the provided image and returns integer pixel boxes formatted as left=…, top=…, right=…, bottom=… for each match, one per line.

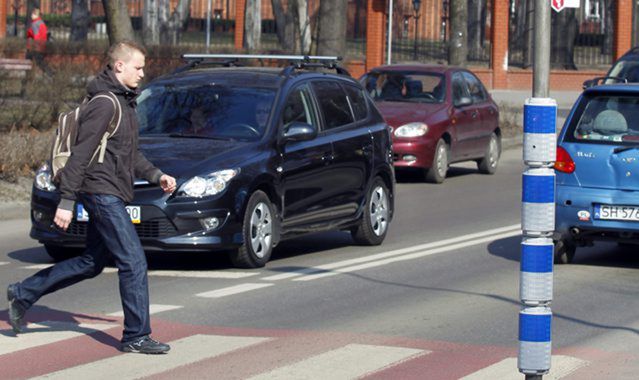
left=87, top=91, right=122, bottom=165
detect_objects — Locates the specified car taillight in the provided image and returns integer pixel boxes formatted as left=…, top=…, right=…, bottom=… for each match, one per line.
left=554, top=146, right=575, bottom=173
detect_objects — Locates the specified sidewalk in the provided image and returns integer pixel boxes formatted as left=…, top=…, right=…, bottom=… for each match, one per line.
left=490, top=89, right=581, bottom=111
left=0, top=201, right=30, bottom=221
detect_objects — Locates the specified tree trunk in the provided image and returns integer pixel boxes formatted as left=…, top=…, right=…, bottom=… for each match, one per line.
left=244, top=0, right=261, bottom=52
left=316, top=0, right=347, bottom=57
left=70, top=0, right=90, bottom=42
left=143, top=0, right=160, bottom=45
left=551, top=8, right=578, bottom=70
left=523, top=0, right=534, bottom=68
left=448, top=0, right=468, bottom=66
left=467, top=0, right=482, bottom=61
left=602, top=0, right=614, bottom=56
left=271, top=0, right=296, bottom=52
left=294, top=0, right=311, bottom=54
left=102, top=0, right=136, bottom=45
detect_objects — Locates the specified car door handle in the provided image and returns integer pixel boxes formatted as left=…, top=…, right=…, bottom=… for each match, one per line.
left=321, top=153, right=333, bottom=162
left=362, top=145, right=373, bottom=156
left=471, top=111, right=478, bottom=119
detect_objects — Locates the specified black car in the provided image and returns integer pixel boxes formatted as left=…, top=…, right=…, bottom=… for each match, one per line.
left=30, top=55, right=395, bottom=268
left=583, top=47, right=639, bottom=88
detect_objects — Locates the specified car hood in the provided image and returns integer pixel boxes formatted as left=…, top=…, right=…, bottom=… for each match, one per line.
left=139, top=136, right=254, bottom=177
left=375, top=101, right=448, bottom=127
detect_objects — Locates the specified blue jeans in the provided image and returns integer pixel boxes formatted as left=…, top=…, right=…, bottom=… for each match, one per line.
left=14, top=193, right=151, bottom=343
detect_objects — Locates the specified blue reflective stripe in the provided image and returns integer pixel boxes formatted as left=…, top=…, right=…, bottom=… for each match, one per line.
left=521, top=244, right=553, bottom=272
left=524, top=104, right=556, bottom=134
left=522, top=174, right=554, bottom=203
left=519, top=313, right=552, bottom=342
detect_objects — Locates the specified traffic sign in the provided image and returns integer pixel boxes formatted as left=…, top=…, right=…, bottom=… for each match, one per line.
left=552, top=0, right=579, bottom=12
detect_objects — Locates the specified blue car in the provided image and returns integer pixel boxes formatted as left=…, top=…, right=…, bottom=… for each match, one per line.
left=554, top=84, right=639, bottom=263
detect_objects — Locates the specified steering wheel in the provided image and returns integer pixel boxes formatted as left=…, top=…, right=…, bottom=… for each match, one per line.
left=222, top=123, right=261, bottom=137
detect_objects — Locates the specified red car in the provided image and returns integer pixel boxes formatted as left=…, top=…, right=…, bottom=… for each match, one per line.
left=361, top=65, right=501, bottom=183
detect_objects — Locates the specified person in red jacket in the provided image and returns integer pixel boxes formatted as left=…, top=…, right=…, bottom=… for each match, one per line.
left=26, top=8, right=50, bottom=75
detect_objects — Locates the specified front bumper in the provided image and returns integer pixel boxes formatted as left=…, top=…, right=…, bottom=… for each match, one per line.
left=555, top=184, right=639, bottom=244
left=392, top=138, right=436, bottom=169
left=30, top=185, right=244, bottom=252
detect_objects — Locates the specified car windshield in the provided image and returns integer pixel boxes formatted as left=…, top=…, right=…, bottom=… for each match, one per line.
left=137, top=83, right=276, bottom=140
left=606, top=60, right=639, bottom=83
left=362, top=71, right=445, bottom=103
left=571, top=95, right=639, bottom=144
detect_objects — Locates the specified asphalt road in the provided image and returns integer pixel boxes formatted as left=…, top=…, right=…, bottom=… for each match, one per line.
left=1, top=147, right=638, bottom=379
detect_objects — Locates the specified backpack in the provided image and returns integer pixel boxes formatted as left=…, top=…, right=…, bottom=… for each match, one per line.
left=51, top=91, right=122, bottom=181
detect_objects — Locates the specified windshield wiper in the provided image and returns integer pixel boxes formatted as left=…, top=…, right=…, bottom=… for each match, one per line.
left=168, top=133, right=230, bottom=141
left=613, top=145, right=639, bottom=154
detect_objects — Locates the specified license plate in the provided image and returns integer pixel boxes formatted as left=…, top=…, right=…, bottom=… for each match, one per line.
left=594, top=204, right=639, bottom=222
left=76, top=204, right=141, bottom=224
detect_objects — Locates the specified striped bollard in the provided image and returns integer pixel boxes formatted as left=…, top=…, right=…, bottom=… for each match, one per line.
left=519, top=98, right=557, bottom=378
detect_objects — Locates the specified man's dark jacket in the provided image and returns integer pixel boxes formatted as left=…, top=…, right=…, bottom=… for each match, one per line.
left=58, top=67, right=163, bottom=212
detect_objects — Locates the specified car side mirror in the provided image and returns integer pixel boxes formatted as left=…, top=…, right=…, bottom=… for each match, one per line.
left=281, top=122, right=317, bottom=143
left=455, top=97, right=472, bottom=107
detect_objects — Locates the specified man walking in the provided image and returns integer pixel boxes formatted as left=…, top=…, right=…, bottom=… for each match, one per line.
left=26, top=8, right=51, bottom=75
left=7, top=41, right=176, bottom=355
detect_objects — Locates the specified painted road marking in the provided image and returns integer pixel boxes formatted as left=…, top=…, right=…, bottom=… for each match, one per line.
left=31, top=334, right=270, bottom=380
left=106, top=304, right=183, bottom=317
left=0, top=261, right=8, bottom=266
left=22, top=264, right=118, bottom=274
left=248, top=343, right=426, bottom=380
left=262, top=224, right=521, bottom=281
left=148, top=270, right=259, bottom=279
left=0, top=321, right=117, bottom=356
left=294, top=229, right=521, bottom=282
left=196, top=283, right=274, bottom=298
left=461, top=355, right=589, bottom=379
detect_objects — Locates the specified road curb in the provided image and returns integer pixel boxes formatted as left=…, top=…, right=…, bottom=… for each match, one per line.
left=0, top=202, right=30, bottom=221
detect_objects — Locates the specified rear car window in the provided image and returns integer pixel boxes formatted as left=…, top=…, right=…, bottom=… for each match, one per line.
left=566, top=94, right=639, bottom=144
left=312, top=81, right=354, bottom=129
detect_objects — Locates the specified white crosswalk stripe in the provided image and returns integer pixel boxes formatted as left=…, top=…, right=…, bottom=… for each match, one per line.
left=248, top=343, right=427, bottom=380
left=196, top=283, right=274, bottom=298
left=106, top=304, right=183, bottom=317
left=31, top=334, right=270, bottom=380
left=147, top=269, right=259, bottom=279
left=460, top=356, right=589, bottom=380
left=21, top=264, right=118, bottom=274
left=0, top=321, right=117, bottom=356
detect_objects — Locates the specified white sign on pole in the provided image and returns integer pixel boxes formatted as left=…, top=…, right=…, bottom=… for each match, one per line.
left=551, top=0, right=580, bottom=13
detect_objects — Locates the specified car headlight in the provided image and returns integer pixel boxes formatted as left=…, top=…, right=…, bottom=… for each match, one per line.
left=394, top=122, right=428, bottom=138
left=178, top=169, right=239, bottom=198
left=34, top=162, right=56, bottom=191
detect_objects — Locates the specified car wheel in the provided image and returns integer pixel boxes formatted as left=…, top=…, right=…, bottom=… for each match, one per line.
left=351, top=177, right=391, bottom=245
left=44, top=244, right=81, bottom=262
left=554, top=239, right=576, bottom=264
left=425, top=139, right=449, bottom=183
left=230, top=190, right=276, bottom=268
left=477, top=132, right=501, bottom=174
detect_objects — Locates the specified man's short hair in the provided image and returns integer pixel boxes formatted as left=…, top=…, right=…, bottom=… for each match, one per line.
left=107, top=40, right=147, bottom=67
left=32, top=8, right=40, bottom=17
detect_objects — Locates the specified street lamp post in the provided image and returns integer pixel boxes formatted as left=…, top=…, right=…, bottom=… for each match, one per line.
left=412, top=0, right=421, bottom=61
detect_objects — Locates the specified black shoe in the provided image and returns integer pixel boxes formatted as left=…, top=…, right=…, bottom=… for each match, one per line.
left=120, top=336, right=170, bottom=354
left=7, top=283, right=26, bottom=334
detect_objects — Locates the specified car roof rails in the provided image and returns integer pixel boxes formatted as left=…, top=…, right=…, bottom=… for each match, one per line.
left=624, top=46, right=639, bottom=56
left=582, top=76, right=628, bottom=89
left=177, top=54, right=350, bottom=77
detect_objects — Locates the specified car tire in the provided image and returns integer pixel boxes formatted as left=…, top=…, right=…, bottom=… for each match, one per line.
left=425, top=139, right=449, bottom=183
left=230, top=190, right=276, bottom=268
left=351, top=177, right=391, bottom=246
left=477, top=132, right=501, bottom=174
left=554, top=239, right=576, bottom=264
left=44, top=244, right=81, bottom=262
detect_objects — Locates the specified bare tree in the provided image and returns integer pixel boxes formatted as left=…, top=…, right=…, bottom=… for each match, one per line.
left=70, top=0, right=90, bottom=42
left=143, top=0, right=191, bottom=46
left=448, top=0, right=468, bottom=66
left=102, top=0, right=135, bottom=44
left=244, top=0, right=261, bottom=52
left=271, top=0, right=310, bottom=53
left=316, top=0, right=347, bottom=57
left=551, top=8, right=578, bottom=70
left=467, top=0, right=483, bottom=61
left=602, top=0, right=614, bottom=56
left=294, top=0, right=311, bottom=54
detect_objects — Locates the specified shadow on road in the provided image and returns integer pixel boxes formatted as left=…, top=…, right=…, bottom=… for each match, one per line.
left=395, top=166, right=480, bottom=184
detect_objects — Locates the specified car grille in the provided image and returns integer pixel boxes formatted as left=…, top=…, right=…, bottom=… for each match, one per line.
left=67, top=218, right=178, bottom=238
left=393, top=153, right=399, bottom=161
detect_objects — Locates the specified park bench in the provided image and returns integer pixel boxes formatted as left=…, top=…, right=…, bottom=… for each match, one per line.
left=0, top=58, right=33, bottom=78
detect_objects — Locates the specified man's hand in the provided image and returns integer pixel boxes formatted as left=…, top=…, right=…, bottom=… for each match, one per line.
left=159, top=174, right=177, bottom=194
left=54, top=208, right=73, bottom=231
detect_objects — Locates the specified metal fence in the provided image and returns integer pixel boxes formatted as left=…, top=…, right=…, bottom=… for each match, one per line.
left=390, top=0, right=491, bottom=67
left=509, top=0, right=614, bottom=70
